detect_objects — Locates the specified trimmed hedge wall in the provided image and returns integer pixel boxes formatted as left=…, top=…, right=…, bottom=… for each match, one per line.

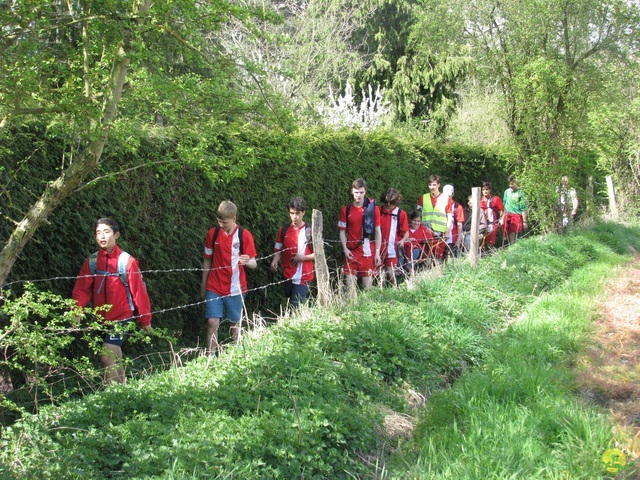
left=1, top=126, right=509, bottom=346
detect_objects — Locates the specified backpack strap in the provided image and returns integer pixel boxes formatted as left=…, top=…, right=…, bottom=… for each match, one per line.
left=346, top=200, right=375, bottom=244
left=89, top=250, right=135, bottom=312
left=362, top=198, right=376, bottom=240
left=88, top=251, right=98, bottom=276
left=305, top=225, right=312, bottom=245
left=212, top=226, right=244, bottom=255
left=117, top=252, right=135, bottom=312
left=281, top=223, right=312, bottom=246
left=345, top=204, right=351, bottom=234
left=212, top=226, right=220, bottom=247
left=486, top=195, right=498, bottom=225
left=381, top=207, right=399, bottom=218
left=345, top=204, right=360, bottom=246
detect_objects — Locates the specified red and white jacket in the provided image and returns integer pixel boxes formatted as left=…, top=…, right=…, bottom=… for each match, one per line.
left=274, top=223, right=314, bottom=285
left=380, top=207, right=409, bottom=259
left=73, top=244, right=152, bottom=328
left=203, top=225, right=257, bottom=296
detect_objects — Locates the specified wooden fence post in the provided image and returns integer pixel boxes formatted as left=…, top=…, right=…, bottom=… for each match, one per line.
left=469, top=187, right=481, bottom=267
left=312, top=209, right=332, bottom=306
left=606, top=175, right=618, bottom=220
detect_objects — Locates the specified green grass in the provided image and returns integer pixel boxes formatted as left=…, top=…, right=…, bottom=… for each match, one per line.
left=386, top=226, right=640, bottom=479
left=1, top=221, right=639, bottom=479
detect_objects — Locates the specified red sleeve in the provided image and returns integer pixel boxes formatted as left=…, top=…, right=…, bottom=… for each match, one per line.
left=374, top=205, right=381, bottom=228
left=494, top=197, right=505, bottom=212
left=417, top=195, right=424, bottom=209
left=399, top=210, right=409, bottom=235
left=338, top=206, right=347, bottom=230
left=72, top=259, right=94, bottom=308
left=126, top=257, right=152, bottom=328
left=274, top=226, right=284, bottom=253
left=455, top=203, right=465, bottom=223
left=445, top=197, right=453, bottom=214
left=242, top=229, right=258, bottom=258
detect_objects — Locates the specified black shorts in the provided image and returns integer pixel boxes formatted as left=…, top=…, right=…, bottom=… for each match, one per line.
left=103, top=320, right=132, bottom=347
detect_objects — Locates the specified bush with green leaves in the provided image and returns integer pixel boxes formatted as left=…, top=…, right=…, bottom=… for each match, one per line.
left=0, top=285, right=103, bottom=419
left=1, top=124, right=510, bottom=347
left=0, top=284, right=175, bottom=422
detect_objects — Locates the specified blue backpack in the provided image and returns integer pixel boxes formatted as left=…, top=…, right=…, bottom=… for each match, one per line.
left=88, top=251, right=135, bottom=311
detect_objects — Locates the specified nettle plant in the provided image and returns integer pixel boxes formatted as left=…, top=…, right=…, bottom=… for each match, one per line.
left=0, top=284, right=157, bottom=415
left=0, top=285, right=100, bottom=412
left=317, top=81, right=391, bottom=130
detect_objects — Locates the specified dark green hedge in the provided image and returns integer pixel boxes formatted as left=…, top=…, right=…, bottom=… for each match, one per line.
left=1, top=125, right=509, bottom=346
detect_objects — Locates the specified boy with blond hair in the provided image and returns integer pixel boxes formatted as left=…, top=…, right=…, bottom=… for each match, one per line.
left=200, top=201, right=257, bottom=354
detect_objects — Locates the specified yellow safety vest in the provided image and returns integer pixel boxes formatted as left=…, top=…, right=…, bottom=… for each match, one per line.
left=421, top=194, right=448, bottom=233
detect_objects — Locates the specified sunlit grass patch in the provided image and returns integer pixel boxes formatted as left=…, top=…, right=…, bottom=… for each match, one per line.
left=387, top=224, right=638, bottom=479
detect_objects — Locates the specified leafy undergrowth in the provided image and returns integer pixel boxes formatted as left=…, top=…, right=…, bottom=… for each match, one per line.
left=1, top=221, right=639, bottom=479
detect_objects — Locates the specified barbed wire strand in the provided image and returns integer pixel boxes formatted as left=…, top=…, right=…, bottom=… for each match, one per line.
left=0, top=226, right=538, bottom=292
left=0, top=250, right=286, bottom=290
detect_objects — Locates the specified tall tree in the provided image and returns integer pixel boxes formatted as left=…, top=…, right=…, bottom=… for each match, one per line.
left=219, top=0, right=377, bottom=119
left=412, top=0, right=640, bottom=224
left=0, top=0, right=274, bottom=286
left=455, top=0, right=640, bottom=159
left=388, top=0, right=471, bottom=134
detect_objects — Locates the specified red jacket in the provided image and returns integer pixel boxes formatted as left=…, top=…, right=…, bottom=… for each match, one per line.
left=72, top=245, right=152, bottom=328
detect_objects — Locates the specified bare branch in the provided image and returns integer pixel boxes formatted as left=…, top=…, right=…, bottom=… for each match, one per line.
left=74, top=159, right=182, bottom=192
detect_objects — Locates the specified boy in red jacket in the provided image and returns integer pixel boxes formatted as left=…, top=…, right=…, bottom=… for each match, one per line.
left=73, top=218, right=152, bottom=384
left=403, top=211, right=434, bottom=270
left=379, top=188, right=409, bottom=286
left=338, top=178, right=381, bottom=296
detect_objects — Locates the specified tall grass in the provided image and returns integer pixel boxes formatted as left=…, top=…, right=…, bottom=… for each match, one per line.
left=1, top=222, right=638, bottom=479
left=387, top=225, right=640, bottom=479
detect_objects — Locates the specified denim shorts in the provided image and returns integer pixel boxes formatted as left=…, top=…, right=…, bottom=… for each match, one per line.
left=283, top=281, right=310, bottom=308
left=205, top=290, right=246, bottom=323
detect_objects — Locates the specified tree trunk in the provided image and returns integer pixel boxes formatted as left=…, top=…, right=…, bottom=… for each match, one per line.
left=0, top=45, right=130, bottom=288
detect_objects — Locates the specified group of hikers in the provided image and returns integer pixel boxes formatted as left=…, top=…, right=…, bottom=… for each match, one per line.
left=72, top=172, right=577, bottom=383
left=338, top=174, right=535, bottom=290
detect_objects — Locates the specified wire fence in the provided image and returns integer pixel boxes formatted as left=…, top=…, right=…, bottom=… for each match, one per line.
left=0, top=227, right=539, bottom=303
left=0, top=225, right=543, bottom=420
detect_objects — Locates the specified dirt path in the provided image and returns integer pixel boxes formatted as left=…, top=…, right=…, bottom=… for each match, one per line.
left=575, top=258, right=640, bottom=477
